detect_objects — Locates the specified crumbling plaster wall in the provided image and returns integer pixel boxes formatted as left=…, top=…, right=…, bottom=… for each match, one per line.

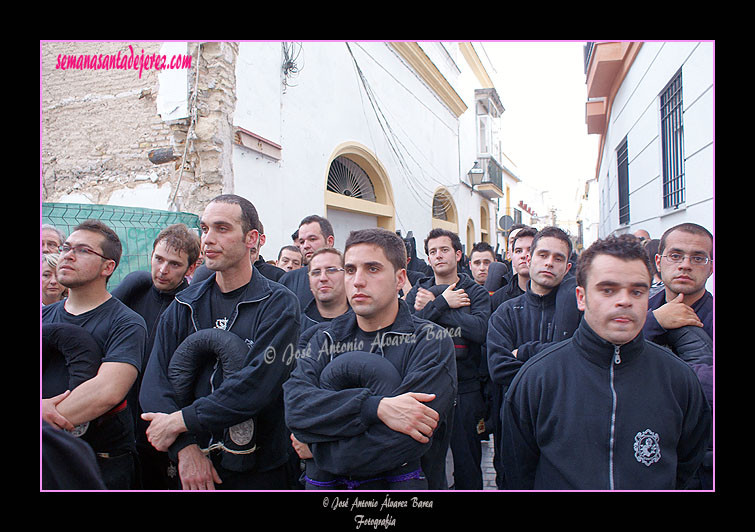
left=41, top=41, right=238, bottom=216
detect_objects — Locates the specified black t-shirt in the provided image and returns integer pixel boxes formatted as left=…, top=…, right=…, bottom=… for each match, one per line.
left=209, top=283, right=247, bottom=331
left=352, top=325, right=393, bottom=354
left=42, top=298, right=147, bottom=454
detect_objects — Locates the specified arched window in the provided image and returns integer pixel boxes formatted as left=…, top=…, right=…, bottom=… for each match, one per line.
left=324, top=143, right=395, bottom=240
left=327, top=156, right=377, bottom=202
left=466, top=219, right=475, bottom=252
left=431, top=187, right=458, bottom=233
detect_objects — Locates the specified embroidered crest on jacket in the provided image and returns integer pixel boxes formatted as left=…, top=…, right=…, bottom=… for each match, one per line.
left=634, top=429, right=661, bottom=466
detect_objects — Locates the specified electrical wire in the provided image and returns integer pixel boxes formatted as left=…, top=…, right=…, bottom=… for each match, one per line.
left=169, top=43, right=202, bottom=211
left=345, top=43, right=458, bottom=219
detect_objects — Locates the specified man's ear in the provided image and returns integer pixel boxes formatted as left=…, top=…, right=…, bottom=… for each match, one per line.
left=576, top=285, right=587, bottom=311
left=395, top=268, right=407, bottom=293
left=245, top=229, right=260, bottom=250
left=185, top=261, right=199, bottom=279
left=101, top=259, right=117, bottom=280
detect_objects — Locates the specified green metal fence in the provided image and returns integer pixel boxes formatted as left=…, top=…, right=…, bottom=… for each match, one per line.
left=42, top=203, right=200, bottom=287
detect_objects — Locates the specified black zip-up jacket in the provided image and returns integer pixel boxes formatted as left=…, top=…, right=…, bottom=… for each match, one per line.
left=279, top=266, right=314, bottom=312
left=490, top=273, right=526, bottom=313
left=487, top=275, right=582, bottom=390
left=283, top=300, right=457, bottom=485
left=139, top=268, right=300, bottom=471
left=111, top=270, right=189, bottom=355
left=404, top=273, right=490, bottom=392
left=298, top=301, right=353, bottom=358
left=502, top=320, right=711, bottom=490
left=111, top=270, right=190, bottom=437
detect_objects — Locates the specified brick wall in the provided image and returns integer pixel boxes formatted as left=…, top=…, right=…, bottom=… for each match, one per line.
left=41, top=41, right=238, bottom=215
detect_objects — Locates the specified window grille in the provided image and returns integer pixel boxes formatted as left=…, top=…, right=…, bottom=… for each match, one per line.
left=617, top=137, right=630, bottom=225
left=660, top=71, right=685, bottom=209
left=327, top=156, right=376, bottom=202
left=433, top=192, right=451, bottom=220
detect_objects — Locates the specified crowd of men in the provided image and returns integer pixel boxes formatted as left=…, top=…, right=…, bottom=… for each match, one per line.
left=41, top=194, right=713, bottom=491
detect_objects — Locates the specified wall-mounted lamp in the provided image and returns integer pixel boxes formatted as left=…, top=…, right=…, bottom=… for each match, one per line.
left=467, top=161, right=484, bottom=186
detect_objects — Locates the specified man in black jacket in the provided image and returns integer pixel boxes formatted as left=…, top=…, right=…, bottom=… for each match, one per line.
left=111, top=223, right=200, bottom=489
left=405, top=228, right=490, bottom=490
left=487, top=226, right=582, bottom=391
left=486, top=225, right=535, bottom=488
left=280, top=215, right=335, bottom=311
left=490, top=226, right=536, bottom=312
left=301, top=247, right=350, bottom=333
left=284, top=228, right=457, bottom=490
left=139, top=194, right=300, bottom=490
left=468, top=241, right=496, bottom=287
left=192, top=222, right=283, bottom=283
left=487, top=226, right=582, bottom=488
left=501, top=234, right=710, bottom=490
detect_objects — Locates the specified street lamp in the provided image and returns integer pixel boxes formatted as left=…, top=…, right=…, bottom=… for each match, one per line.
left=467, top=161, right=484, bottom=186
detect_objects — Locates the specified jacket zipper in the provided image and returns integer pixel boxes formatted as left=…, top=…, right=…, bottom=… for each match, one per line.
left=608, top=344, right=621, bottom=490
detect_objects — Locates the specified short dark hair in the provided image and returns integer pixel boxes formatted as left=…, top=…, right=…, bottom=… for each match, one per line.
left=644, top=238, right=661, bottom=279
left=299, top=215, right=334, bottom=239
left=208, top=194, right=261, bottom=236
left=345, top=228, right=407, bottom=273
left=531, top=226, right=573, bottom=257
left=277, top=245, right=302, bottom=260
left=511, top=227, right=537, bottom=251
left=308, top=247, right=344, bottom=269
left=469, top=241, right=495, bottom=259
left=424, top=228, right=462, bottom=255
left=576, top=234, right=652, bottom=288
left=659, top=223, right=713, bottom=260
left=154, top=223, right=201, bottom=267
left=73, top=219, right=122, bottom=268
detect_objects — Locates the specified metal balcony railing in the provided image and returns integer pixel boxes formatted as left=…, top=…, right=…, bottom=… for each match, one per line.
left=479, top=154, right=503, bottom=192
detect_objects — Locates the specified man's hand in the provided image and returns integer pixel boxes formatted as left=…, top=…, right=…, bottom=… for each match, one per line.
left=442, top=283, right=470, bottom=309
left=42, top=390, right=75, bottom=431
left=652, top=292, right=703, bottom=330
left=413, top=288, right=435, bottom=311
left=177, top=444, right=222, bottom=490
left=141, top=411, right=187, bottom=452
left=377, top=392, right=439, bottom=443
left=290, top=433, right=313, bottom=459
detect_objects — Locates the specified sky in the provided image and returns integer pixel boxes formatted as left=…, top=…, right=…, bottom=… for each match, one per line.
left=478, top=41, right=601, bottom=226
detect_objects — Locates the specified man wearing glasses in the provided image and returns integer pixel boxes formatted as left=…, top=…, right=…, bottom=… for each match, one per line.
left=302, top=247, right=350, bottom=332
left=42, top=219, right=148, bottom=489
left=643, top=223, right=714, bottom=343
left=643, top=222, right=713, bottom=490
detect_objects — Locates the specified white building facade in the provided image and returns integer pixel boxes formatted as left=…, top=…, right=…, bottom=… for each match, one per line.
left=227, top=41, right=506, bottom=259
left=584, top=41, right=714, bottom=294
left=585, top=41, right=714, bottom=241
left=42, top=41, right=508, bottom=263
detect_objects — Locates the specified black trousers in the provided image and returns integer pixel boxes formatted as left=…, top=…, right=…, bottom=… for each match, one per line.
left=449, top=389, right=485, bottom=490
